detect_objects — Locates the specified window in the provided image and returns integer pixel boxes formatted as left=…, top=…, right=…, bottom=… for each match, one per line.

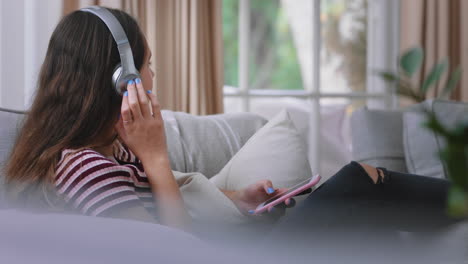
left=0, top=0, right=62, bottom=110
left=222, top=0, right=400, bottom=172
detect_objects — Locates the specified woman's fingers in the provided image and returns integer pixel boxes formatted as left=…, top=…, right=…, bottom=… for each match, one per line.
left=148, top=90, right=162, bottom=119
left=263, top=180, right=275, bottom=195
left=135, top=78, right=151, bottom=118
left=126, top=80, right=143, bottom=120
left=121, top=92, right=132, bottom=125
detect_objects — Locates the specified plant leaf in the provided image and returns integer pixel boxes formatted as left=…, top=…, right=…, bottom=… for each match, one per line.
left=447, top=186, right=468, bottom=218
left=378, top=72, right=399, bottom=83
left=423, top=112, right=449, bottom=137
left=397, top=80, right=425, bottom=102
left=400, top=47, right=424, bottom=76
left=440, top=66, right=462, bottom=99
left=421, top=59, right=448, bottom=94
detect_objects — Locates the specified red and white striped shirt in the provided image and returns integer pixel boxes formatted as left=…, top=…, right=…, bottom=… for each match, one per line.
left=54, top=140, right=156, bottom=218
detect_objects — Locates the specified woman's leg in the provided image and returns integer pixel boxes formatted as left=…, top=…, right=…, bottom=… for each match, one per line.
left=270, top=161, right=456, bottom=235
left=261, top=162, right=461, bottom=262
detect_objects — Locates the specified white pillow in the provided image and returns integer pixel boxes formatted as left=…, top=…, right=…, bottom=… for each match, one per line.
left=210, top=110, right=313, bottom=191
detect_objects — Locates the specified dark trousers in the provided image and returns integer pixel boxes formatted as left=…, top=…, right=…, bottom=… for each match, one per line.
left=270, top=161, right=456, bottom=235
left=260, top=162, right=463, bottom=263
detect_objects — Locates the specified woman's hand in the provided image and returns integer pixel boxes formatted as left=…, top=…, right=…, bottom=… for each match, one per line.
left=115, top=79, right=168, bottom=164
left=224, top=180, right=296, bottom=219
left=116, top=78, right=191, bottom=231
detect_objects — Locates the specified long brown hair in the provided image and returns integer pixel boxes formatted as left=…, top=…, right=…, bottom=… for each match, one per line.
left=5, top=8, right=145, bottom=207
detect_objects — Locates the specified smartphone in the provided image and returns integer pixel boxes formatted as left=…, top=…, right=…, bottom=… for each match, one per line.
left=252, top=174, right=321, bottom=215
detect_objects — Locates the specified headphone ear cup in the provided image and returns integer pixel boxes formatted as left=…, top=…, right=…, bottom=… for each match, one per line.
left=112, top=64, right=123, bottom=93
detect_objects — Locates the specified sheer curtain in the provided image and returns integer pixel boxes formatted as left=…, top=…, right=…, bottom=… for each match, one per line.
left=63, top=0, right=224, bottom=115
left=400, top=0, right=468, bottom=102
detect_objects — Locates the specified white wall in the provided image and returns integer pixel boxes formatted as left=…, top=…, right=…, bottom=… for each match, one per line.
left=0, top=0, right=62, bottom=111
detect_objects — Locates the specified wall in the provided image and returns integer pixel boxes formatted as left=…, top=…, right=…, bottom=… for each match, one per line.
left=0, top=0, right=62, bottom=111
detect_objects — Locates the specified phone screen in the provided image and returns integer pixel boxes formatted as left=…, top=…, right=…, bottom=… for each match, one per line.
left=261, top=178, right=313, bottom=206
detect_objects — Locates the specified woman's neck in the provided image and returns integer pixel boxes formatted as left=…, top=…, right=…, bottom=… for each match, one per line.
left=92, top=144, right=113, bottom=157
left=91, top=130, right=118, bottom=158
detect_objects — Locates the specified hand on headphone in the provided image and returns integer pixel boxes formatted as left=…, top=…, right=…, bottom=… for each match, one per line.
left=115, top=78, right=169, bottom=165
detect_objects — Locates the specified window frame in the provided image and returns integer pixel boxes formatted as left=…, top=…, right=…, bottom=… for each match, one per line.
left=224, top=0, right=400, bottom=173
left=0, top=0, right=63, bottom=111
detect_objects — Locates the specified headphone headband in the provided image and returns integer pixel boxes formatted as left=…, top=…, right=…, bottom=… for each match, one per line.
left=81, top=6, right=140, bottom=94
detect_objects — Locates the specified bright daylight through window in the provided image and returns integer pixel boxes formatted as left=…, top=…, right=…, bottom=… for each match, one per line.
left=222, top=0, right=384, bottom=114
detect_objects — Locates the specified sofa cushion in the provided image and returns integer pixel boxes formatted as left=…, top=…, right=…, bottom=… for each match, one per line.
left=248, top=99, right=353, bottom=181
left=162, top=111, right=267, bottom=178
left=0, top=109, right=26, bottom=208
left=209, top=110, right=313, bottom=192
left=351, top=107, right=407, bottom=172
left=174, top=171, right=247, bottom=225
left=403, top=100, right=468, bottom=178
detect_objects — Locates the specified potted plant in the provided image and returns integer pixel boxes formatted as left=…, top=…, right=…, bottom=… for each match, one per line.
left=379, top=47, right=467, bottom=217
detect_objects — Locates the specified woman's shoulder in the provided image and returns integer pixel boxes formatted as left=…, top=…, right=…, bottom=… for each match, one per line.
left=57, top=148, right=114, bottom=171
left=55, top=148, right=147, bottom=217
left=55, top=148, right=121, bottom=185
left=55, top=147, right=148, bottom=191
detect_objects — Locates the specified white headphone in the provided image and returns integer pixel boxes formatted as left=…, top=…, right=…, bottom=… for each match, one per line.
left=81, top=6, right=141, bottom=95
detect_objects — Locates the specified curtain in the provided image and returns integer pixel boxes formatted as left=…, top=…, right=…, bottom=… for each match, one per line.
left=63, top=0, right=224, bottom=115
left=400, top=0, right=468, bottom=102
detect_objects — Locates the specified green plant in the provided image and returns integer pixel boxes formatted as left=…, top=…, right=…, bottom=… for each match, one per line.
left=379, top=47, right=462, bottom=103
left=380, top=47, right=467, bottom=217
left=425, top=112, right=468, bottom=217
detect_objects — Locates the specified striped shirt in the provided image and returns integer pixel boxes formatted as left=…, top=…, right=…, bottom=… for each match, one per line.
left=54, top=140, right=156, bottom=218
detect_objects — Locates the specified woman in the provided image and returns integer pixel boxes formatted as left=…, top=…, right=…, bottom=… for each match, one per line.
left=4, top=8, right=293, bottom=232
left=4, top=7, right=456, bottom=234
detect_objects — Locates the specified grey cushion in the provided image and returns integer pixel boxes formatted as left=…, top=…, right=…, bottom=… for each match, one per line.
left=0, top=109, right=26, bottom=208
left=0, top=109, right=266, bottom=208
left=351, top=107, right=407, bottom=172
left=162, top=111, right=267, bottom=178
left=403, top=100, right=468, bottom=179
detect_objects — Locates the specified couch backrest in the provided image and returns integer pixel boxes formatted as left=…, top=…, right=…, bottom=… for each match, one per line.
left=162, top=110, right=267, bottom=178
left=351, top=99, right=468, bottom=178
left=351, top=107, right=407, bottom=173
left=403, top=100, right=468, bottom=178
left=0, top=108, right=267, bottom=208
left=0, top=108, right=26, bottom=208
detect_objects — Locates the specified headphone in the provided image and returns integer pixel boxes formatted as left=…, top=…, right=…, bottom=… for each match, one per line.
left=81, top=6, right=141, bottom=95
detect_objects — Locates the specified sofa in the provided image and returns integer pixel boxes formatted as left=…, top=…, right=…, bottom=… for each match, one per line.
left=351, top=99, right=468, bottom=179
left=0, top=101, right=467, bottom=264
left=0, top=108, right=273, bottom=207
left=0, top=106, right=317, bottom=263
